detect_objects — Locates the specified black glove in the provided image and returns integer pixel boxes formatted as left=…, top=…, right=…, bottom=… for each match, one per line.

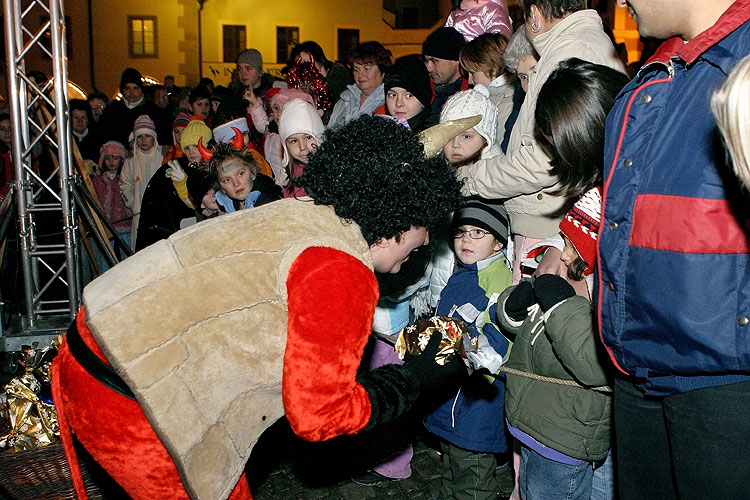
left=533, top=274, right=576, bottom=311
left=356, top=330, right=466, bottom=430
left=404, top=329, right=467, bottom=392
left=504, top=280, right=535, bottom=321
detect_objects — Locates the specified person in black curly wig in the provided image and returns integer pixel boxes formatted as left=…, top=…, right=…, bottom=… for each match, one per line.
left=52, top=112, right=468, bottom=500
left=300, top=114, right=464, bottom=246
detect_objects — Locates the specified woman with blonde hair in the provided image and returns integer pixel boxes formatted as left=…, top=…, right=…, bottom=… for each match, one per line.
left=711, top=54, right=750, bottom=190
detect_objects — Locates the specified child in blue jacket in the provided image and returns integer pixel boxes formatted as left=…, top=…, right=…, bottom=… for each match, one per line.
left=424, top=197, right=513, bottom=500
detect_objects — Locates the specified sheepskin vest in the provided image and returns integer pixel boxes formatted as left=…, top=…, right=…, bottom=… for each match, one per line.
left=82, top=197, right=372, bottom=500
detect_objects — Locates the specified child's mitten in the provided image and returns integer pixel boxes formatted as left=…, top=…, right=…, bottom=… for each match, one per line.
left=534, top=274, right=576, bottom=311
left=504, top=280, right=534, bottom=321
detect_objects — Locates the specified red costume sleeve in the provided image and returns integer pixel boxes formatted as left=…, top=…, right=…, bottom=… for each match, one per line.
left=282, top=246, right=379, bottom=442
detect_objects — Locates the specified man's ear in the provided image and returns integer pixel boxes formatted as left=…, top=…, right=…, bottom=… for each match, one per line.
left=371, top=237, right=392, bottom=249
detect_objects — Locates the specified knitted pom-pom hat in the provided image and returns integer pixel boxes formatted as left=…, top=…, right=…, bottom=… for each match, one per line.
left=558, top=186, right=602, bottom=276
left=439, top=84, right=500, bottom=159
left=452, top=196, right=509, bottom=247
left=132, top=114, right=157, bottom=140
left=180, top=118, right=213, bottom=150
left=278, top=98, right=325, bottom=167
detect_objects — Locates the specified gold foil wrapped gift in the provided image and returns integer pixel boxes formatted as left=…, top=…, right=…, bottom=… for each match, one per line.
left=0, top=338, right=62, bottom=452
left=394, top=316, right=474, bottom=365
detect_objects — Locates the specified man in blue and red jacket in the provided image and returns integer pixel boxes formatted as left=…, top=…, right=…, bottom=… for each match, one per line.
left=599, top=1, right=750, bottom=499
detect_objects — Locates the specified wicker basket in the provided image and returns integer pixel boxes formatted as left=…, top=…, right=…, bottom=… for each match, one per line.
left=0, top=441, right=116, bottom=499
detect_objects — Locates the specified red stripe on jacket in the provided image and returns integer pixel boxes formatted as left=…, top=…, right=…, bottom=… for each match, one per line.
left=630, top=194, right=750, bottom=254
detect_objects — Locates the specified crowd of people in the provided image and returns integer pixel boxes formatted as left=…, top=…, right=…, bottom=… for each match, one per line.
left=4, top=0, right=749, bottom=499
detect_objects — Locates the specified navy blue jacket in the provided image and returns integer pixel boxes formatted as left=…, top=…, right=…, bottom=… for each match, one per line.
left=598, top=1, right=750, bottom=396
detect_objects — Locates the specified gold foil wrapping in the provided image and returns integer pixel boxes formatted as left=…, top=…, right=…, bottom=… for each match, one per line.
left=394, top=316, right=473, bottom=365
left=0, top=337, right=62, bottom=452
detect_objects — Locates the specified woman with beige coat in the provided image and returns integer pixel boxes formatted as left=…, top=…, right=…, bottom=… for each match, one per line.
left=455, top=0, right=624, bottom=281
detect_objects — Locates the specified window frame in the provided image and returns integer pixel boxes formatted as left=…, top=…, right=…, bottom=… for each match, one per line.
left=128, top=15, right=158, bottom=59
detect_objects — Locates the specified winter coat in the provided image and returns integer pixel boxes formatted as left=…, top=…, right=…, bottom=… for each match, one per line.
left=328, top=83, right=386, bottom=129
left=120, top=145, right=166, bottom=249
left=423, top=252, right=513, bottom=453
left=91, top=172, right=132, bottom=234
left=445, top=0, right=512, bottom=42
left=598, top=2, right=750, bottom=396
left=457, top=10, right=624, bottom=238
left=499, top=278, right=612, bottom=462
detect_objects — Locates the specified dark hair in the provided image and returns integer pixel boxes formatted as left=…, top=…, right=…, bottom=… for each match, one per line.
left=293, top=41, right=332, bottom=72
left=535, top=58, right=629, bottom=197
left=199, top=77, right=214, bottom=89
left=69, top=99, right=93, bottom=124
left=351, top=41, right=392, bottom=74
left=521, top=0, right=586, bottom=20
left=87, top=91, right=109, bottom=105
left=567, top=253, right=588, bottom=281
left=189, top=85, right=211, bottom=105
left=299, top=115, right=464, bottom=245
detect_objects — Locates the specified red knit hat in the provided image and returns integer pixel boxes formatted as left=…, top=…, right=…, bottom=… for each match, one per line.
left=558, top=186, right=602, bottom=276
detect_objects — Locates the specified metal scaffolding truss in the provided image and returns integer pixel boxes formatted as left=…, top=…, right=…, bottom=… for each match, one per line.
left=1, top=0, right=78, bottom=348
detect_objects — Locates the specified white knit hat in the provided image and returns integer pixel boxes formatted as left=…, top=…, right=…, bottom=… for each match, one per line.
left=278, top=98, right=325, bottom=166
left=439, top=84, right=500, bottom=159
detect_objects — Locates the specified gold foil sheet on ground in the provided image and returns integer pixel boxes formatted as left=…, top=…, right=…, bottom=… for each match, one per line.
left=394, top=316, right=474, bottom=365
left=0, top=337, right=62, bottom=452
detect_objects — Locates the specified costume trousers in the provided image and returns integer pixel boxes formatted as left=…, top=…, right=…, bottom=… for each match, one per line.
left=51, top=316, right=252, bottom=500
left=614, top=377, right=750, bottom=500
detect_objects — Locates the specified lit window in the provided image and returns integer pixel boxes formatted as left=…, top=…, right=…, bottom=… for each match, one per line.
left=129, top=16, right=157, bottom=58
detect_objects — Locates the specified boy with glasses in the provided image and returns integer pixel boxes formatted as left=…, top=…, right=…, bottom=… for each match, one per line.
left=424, top=196, right=514, bottom=500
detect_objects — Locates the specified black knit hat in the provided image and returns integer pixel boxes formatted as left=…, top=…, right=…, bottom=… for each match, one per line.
left=120, top=68, right=144, bottom=90
left=384, top=56, right=433, bottom=109
left=186, top=168, right=217, bottom=207
left=422, top=27, right=466, bottom=61
left=452, top=197, right=510, bottom=247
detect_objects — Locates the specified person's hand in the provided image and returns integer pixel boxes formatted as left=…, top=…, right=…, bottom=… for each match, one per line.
left=462, top=332, right=503, bottom=375
left=533, top=274, right=576, bottom=312
left=243, top=87, right=260, bottom=111
left=504, top=281, right=534, bottom=321
left=165, top=160, right=185, bottom=182
left=534, top=246, right=563, bottom=277
left=404, top=330, right=467, bottom=391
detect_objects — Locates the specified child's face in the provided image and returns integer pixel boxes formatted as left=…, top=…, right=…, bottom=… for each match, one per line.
left=443, top=128, right=486, bottom=166
left=191, top=98, right=211, bottom=119
left=271, top=101, right=283, bottom=123
left=560, top=235, right=581, bottom=270
left=183, top=144, right=202, bottom=164
left=386, top=86, right=424, bottom=121
left=201, top=188, right=219, bottom=211
left=136, top=133, right=155, bottom=152
left=218, top=160, right=255, bottom=200
left=453, top=224, right=502, bottom=265
left=103, top=155, right=123, bottom=173
left=285, top=133, right=318, bottom=164
left=0, top=119, right=11, bottom=146
left=173, top=126, right=185, bottom=146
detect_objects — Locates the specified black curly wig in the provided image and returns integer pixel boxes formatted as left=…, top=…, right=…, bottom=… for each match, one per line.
left=299, top=115, right=465, bottom=245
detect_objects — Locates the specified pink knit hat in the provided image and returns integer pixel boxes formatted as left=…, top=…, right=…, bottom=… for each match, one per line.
left=269, top=89, right=319, bottom=116
left=98, top=140, right=127, bottom=169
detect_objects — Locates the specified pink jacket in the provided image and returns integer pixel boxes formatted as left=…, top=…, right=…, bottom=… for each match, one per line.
left=445, top=0, right=512, bottom=41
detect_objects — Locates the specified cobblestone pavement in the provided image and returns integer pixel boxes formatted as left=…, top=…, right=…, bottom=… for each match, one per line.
left=249, top=419, right=513, bottom=500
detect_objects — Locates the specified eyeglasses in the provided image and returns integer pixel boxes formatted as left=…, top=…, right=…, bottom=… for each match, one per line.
left=453, top=228, right=491, bottom=239
left=90, top=104, right=105, bottom=111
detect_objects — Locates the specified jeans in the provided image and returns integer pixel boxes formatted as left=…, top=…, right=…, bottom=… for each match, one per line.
left=614, top=377, right=750, bottom=500
left=590, top=450, right=614, bottom=500
left=519, top=446, right=594, bottom=500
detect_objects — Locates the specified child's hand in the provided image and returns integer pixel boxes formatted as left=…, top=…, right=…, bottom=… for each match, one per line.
left=504, top=281, right=534, bottom=321
left=533, top=274, right=575, bottom=312
left=243, top=87, right=260, bottom=110
left=165, top=160, right=186, bottom=182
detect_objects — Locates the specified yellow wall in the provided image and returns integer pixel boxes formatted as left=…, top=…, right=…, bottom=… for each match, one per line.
left=2, top=0, right=456, bottom=97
